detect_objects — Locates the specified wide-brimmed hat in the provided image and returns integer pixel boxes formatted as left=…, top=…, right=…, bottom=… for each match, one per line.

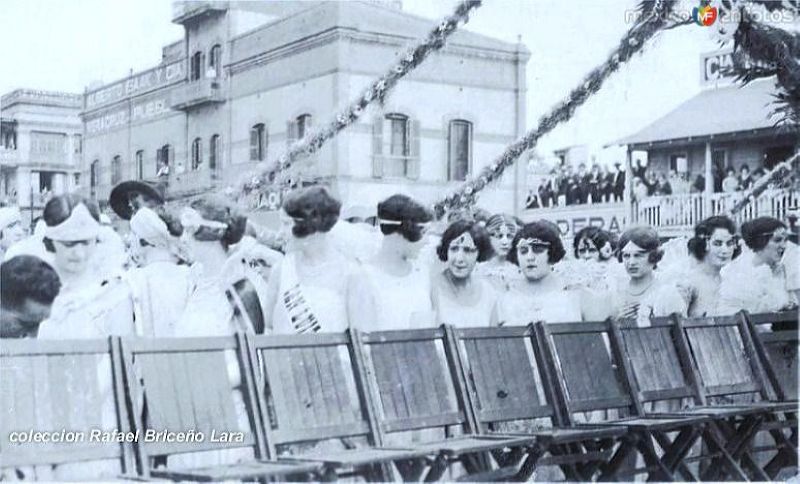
left=109, top=180, right=165, bottom=220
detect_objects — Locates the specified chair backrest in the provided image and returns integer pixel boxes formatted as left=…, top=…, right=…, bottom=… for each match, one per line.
left=676, top=314, right=772, bottom=402
left=356, top=328, right=475, bottom=435
left=535, top=321, right=638, bottom=421
left=616, top=320, right=701, bottom=405
left=447, top=325, right=559, bottom=428
left=741, top=310, right=798, bottom=400
left=120, top=335, right=264, bottom=473
left=0, top=338, right=134, bottom=472
left=245, top=332, right=378, bottom=454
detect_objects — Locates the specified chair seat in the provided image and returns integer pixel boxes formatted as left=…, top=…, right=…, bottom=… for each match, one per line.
left=280, top=446, right=433, bottom=467
left=407, top=435, right=536, bottom=456
left=494, top=426, right=626, bottom=444
left=150, top=459, right=322, bottom=481
left=582, top=415, right=709, bottom=431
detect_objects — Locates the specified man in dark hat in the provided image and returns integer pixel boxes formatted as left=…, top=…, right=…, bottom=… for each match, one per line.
left=108, top=180, right=166, bottom=220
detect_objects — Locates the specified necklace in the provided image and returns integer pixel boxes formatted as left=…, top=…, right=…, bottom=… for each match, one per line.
left=626, top=279, right=655, bottom=297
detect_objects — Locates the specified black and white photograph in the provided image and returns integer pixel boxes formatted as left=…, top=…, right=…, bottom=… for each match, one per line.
left=0, top=0, right=798, bottom=481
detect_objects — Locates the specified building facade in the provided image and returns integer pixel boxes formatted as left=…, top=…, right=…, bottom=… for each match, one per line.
left=80, top=1, right=530, bottom=215
left=0, top=90, right=83, bottom=222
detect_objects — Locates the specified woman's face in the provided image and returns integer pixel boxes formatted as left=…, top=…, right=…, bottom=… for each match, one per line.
left=705, top=228, right=736, bottom=268
left=576, top=237, right=600, bottom=262
left=757, top=228, right=789, bottom=267
left=516, top=240, right=550, bottom=281
left=489, top=224, right=515, bottom=258
left=621, top=241, right=654, bottom=280
left=53, top=238, right=96, bottom=276
left=446, top=232, right=479, bottom=280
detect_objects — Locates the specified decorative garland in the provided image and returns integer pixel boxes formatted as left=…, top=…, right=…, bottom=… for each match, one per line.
left=728, top=151, right=800, bottom=215
left=433, top=0, right=678, bottom=217
left=236, top=0, right=482, bottom=199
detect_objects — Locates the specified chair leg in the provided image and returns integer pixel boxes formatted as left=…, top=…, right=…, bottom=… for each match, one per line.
left=700, top=425, right=749, bottom=481
left=423, top=454, right=449, bottom=482
left=637, top=433, right=675, bottom=482
left=513, top=445, right=544, bottom=482
left=654, top=427, right=701, bottom=480
left=598, top=435, right=638, bottom=482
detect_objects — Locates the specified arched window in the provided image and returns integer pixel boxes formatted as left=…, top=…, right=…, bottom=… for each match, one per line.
left=190, top=51, right=204, bottom=81
left=156, top=144, right=171, bottom=177
left=191, top=137, right=203, bottom=170
left=209, top=134, right=220, bottom=170
left=448, top=120, right=472, bottom=181
left=111, top=155, right=123, bottom=185
left=250, top=124, right=266, bottom=161
left=209, top=44, right=222, bottom=78
left=287, top=114, right=312, bottom=145
left=90, top=159, right=99, bottom=194
left=135, top=150, right=144, bottom=179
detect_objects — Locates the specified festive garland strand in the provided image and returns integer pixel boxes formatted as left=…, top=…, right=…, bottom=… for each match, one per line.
left=235, top=0, right=482, bottom=199
left=433, top=0, right=678, bottom=218
left=728, top=151, right=800, bottom=215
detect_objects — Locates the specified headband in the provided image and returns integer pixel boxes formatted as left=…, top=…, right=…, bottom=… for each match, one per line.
left=517, top=237, right=550, bottom=248
left=44, top=203, right=100, bottom=241
left=180, top=207, right=228, bottom=231
left=130, top=207, right=170, bottom=249
left=378, top=218, right=430, bottom=227
left=486, top=217, right=517, bottom=233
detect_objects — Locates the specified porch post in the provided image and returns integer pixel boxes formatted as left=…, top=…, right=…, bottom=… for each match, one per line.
left=704, top=141, right=713, bottom=217
left=625, top=146, right=633, bottom=226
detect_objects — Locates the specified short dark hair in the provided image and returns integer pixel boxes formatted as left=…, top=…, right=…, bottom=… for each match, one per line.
left=741, top=217, right=786, bottom=252
left=377, top=194, right=432, bottom=243
left=687, top=216, right=741, bottom=261
left=436, top=220, right=494, bottom=262
left=42, top=194, right=101, bottom=252
left=508, top=221, right=566, bottom=265
left=573, top=227, right=616, bottom=260
left=1, top=256, right=61, bottom=310
left=282, top=186, right=341, bottom=238
left=617, top=226, right=663, bottom=264
left=188, top=196, right=247, bottom=250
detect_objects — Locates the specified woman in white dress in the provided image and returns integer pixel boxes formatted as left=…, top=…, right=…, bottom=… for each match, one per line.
left=432, top=220, right=498, bottom=327
left=263, top=186, right=357, bottom=334
left=612, top=226, right=686, bottom=326
left=718, top=217, right=797, bottom=315
left=557, top=227, right=625, bottom=294
left=475, top=214, right=522, bottom=292
left=350, top=194, right=435, bottom=331
left=498, top=221, right=588, bottom=325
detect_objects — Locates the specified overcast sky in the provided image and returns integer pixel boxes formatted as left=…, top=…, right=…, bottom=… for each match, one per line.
left=1, top=0, right=722, bottom=154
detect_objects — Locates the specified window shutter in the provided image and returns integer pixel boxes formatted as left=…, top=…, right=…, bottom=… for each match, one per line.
left=372, top=116, right=383, bottom=178
left=286, top=120, right=297, bottom=147
left=249, top=128, right=258, bottom=161
left=407, top=119, right=421, bottom=180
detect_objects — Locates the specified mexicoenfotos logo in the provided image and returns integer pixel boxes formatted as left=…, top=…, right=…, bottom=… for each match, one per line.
left=692, top=3, right=718, bottom=26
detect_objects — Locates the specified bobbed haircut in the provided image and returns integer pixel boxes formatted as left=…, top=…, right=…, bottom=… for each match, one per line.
left=282, top=186, right=341, bottom=238
left=1, top=255, right=61, bottom=309
left=42, top=194, right=101, bottom=252
left=617, top=226, right=663, bottom=265
left=436, top=220, right=494, bottom=262
left=741, top=217, right=786, bottom=252
left=687, top=215, right=741, bottom=261
left=188, top=196, right=247, bottom=250
left=377, top=194, right=432, bottom=243
left=572, top=226, right=615, bottom=260
left=507, top=221, right=566, bottom=266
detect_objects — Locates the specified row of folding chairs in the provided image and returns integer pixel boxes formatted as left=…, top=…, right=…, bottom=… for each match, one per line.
left=1, top=310, right=796, bottom=482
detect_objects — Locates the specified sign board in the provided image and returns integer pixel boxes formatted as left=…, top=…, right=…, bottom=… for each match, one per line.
left=85, top=61, right=186, bottom=110
left=85, top=97, right=173, bottom=135
left=701, top=48, right=773, bottom=87
left=521, top=203, right=627, bottom=241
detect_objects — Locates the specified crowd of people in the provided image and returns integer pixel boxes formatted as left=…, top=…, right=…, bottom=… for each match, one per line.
left=526, top=160, right=774, bottom=209
left=2, top=180, right=798, bottom=341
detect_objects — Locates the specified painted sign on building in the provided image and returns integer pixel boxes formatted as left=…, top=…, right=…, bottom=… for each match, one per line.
left=85, top=97, right=173, bottom=135
left=85, top=61, right=186, bottom=110
left=522, top=203, right=626, bottom=240
left=701, top=48, right=773, bottom=87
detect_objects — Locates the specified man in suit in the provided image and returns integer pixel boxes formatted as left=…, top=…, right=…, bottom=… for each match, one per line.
left=612, top=162, right=626, bottom=201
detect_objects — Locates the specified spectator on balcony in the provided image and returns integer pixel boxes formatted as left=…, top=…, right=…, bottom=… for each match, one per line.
left=538, top=177, right=554, bottom=208
left=0, top=206, right=26, bottom=260
left=654, top=172, right=672, bottom=196
left=645, top=170, right=658, bottom=196
left=722, top=167, right=740, bottom=193
left=691, top=173, right=706, bottom=194
left=156, top=160, right=170, bottom=178
left=739, top=164, right=753, bottom=191
left=586, top=164, right=602, bottom=203
left=612, top=162, right=625, bottom=201
left=632, top=177, right=648, bottom=202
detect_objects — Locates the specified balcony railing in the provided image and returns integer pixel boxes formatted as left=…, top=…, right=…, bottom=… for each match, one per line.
left=632, top=189, right=799, bottom=234
left=0, top=148, right=18, bottom=166
left=171, top=1, right=227, bottom=24
left=170, top=78, right=225, bottom=110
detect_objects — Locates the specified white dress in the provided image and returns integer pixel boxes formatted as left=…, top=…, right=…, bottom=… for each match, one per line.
left=125, top=261, right=192, bottom=337
left=497, top=275, right=583, bottom=325
left=433, top=276, right=497, bottom=328
left=475, top=259, right=522, bottom=293
left=361, top=263, right=435, bottom=331
left=718, top=250, right=797, bottom=316
left=609, top=276, right=687, bottom=327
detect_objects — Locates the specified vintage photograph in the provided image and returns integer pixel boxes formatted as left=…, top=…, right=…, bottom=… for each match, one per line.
left=0, top=0, right=798, bottom=481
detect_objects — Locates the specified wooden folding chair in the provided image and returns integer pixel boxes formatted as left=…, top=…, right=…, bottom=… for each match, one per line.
left=445, top=324, right=627, bottom=481
left=534, top=320, right=750, bottom=482
left=353, top=327, right=536, bottom=481
left=673, top=313, right=798, bottom=480
left=0, top=338, right=135, bottom=480
left=244, top=331, right=435, bottom=481
left=744, top=310, right=798, bottom=401
left=120, top=334, right=321, bottom=481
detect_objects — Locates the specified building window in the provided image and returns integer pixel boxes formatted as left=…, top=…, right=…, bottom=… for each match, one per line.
left=372, top=113, right=420, bottom=179
left=448, top=120, right=472, bottom=181
left=386, top=113, right=409, bottom=157
left=90, top=159, right=99, bottom=192
left=30, top=131, right=66, bottom=154
left=287, top=114, right=312, bottom=146
left=209, top=44, right=222, bottom=78
left=156, top=144, right=171, bottom=176
left=135, top=150, right=144, bottom=179
left=190, top=51, right=204, bottom=81
left=111, top=155, right=122, bottom=185
left=191, top=137, right=203, bottom=170
left=73, top=173, right=81, bottom=186
left=250, top=124, right=266, bottom=161
left=209, top=134, right=220, bottom=170
left=669, top=153, right=688, bottom=173
left=73, top=134, right=82, bottom=154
